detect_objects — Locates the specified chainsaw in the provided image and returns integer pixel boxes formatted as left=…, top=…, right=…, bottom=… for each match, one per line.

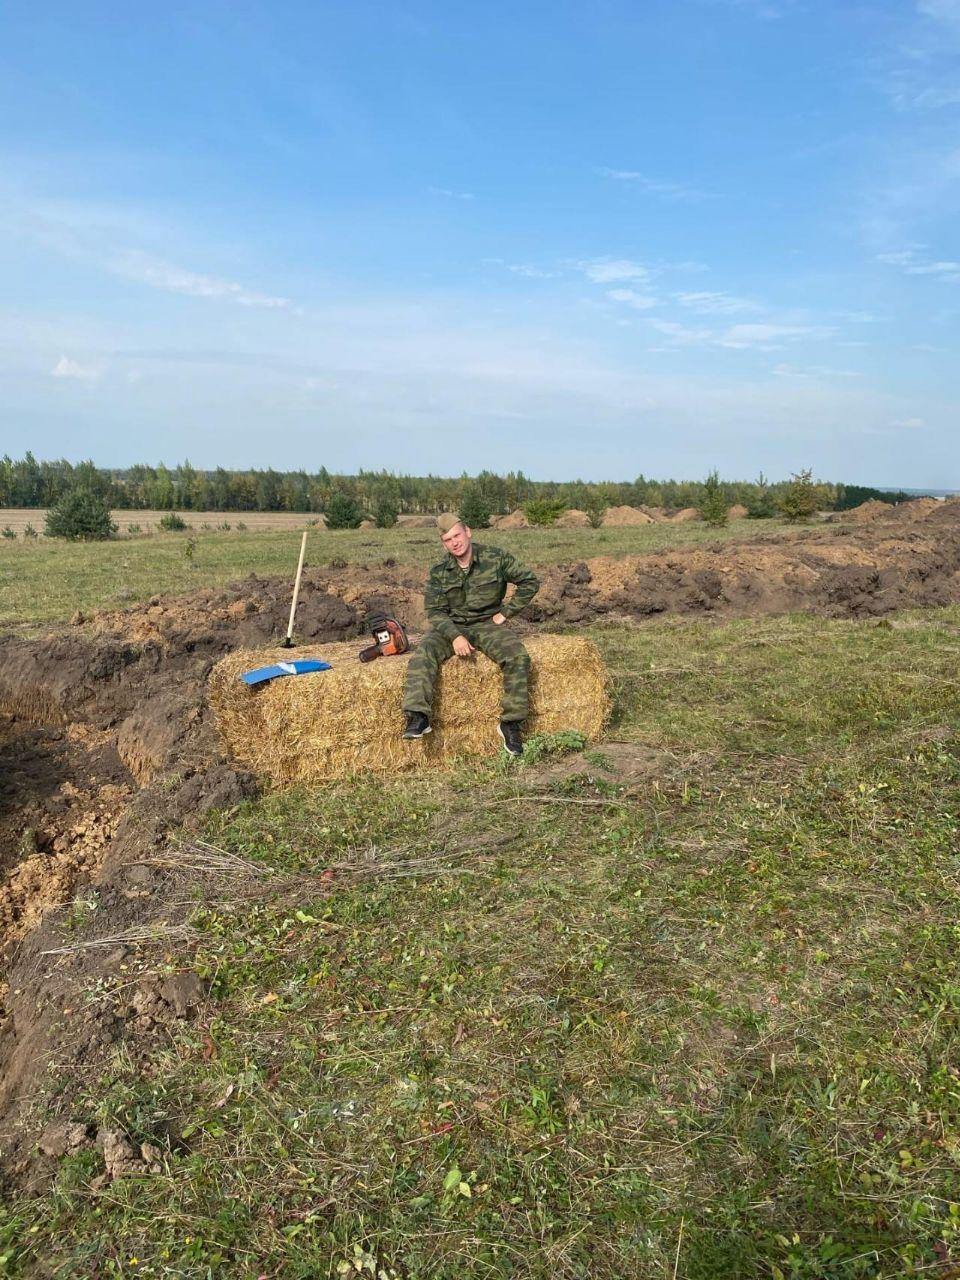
left=358, top=614, right=410, bottom=662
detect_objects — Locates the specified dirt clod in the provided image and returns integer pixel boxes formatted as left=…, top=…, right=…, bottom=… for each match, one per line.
left=159, top=971, right=205, bottom=1017
left=38, top=1120, right=91, bottom=1158
left=99, top=1127, right=145, bottom=1179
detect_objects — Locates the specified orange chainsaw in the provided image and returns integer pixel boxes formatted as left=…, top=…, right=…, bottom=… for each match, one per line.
left=358, top=614, right=410, bottom=662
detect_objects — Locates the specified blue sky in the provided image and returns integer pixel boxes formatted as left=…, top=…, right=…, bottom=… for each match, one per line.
left=1, top=1, right=958, bottom=485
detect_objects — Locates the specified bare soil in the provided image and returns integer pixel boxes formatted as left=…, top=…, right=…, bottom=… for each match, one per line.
left=2, top=497, right=960, bottom=1191
left=0, top=508, right=326, bottom=534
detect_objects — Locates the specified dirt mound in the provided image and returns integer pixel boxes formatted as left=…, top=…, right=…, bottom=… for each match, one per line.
left=602, top=505, right=655, bottom=526
left=728, top=504, right=749, bottom=519
left=556, top=508, right=590, bottom=528
left=899, top=497, right=943, bottom=520
left=836, top=498, right=951, bottom=526
left=493, top=509, right=530, bottom=530
left=397, top=514, right=437, bottom=529
left=668, top=507, right=701, bottom=523
left=845, top=500, right=893, bottom=523
left=525, top=510, right=960, bottom=625
left=0, top=567, right=398, bottom=1176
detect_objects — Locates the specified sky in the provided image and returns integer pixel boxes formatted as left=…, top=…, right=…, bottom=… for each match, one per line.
left=0, top=1, right=958, bottom=486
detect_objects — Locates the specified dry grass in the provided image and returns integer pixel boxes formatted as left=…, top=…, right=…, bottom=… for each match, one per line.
left=209, top=635, right=610, bottom=782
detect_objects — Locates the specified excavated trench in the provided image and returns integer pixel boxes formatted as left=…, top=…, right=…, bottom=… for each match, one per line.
left=2, top=500, right=960, bottom=1187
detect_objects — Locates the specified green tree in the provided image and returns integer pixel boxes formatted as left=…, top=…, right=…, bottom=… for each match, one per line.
left=523, top=497, right=566, bottom=527
left=586, top=491, right=609, bottom=527
left=44, top=488, right=117, bottom=541
left=777, top=469, right=820, bottom=522
left=747, top=471, right=776, bottom=519
left=373, top=491, right=399, bottom=528
left=698, top=470, right=728, bottom=527
left=325, top=490, right=363, bottom=529
left=459, top=482, right=492, bottom=528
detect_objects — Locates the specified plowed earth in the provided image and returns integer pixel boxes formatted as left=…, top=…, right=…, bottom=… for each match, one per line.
left=1, top=499, right=959, bottom=1189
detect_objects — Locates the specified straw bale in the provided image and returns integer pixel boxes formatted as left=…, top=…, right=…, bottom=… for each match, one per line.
left=602, top=505, right=655, bottom=526
left=209, top=635, right=610, bottom=784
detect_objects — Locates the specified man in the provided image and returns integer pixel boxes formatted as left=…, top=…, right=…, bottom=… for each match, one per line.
left=401, top=513, right=540, bottom=757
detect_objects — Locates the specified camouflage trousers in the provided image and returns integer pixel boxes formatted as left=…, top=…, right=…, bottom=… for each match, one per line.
left=402, top=622, right=531, bottom=723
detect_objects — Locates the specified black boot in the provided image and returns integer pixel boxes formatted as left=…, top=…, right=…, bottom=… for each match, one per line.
left=403, top=711, right=431, bottom=740
left=498, top=720, right=523, bottom=758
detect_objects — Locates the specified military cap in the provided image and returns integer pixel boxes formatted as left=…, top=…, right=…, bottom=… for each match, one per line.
left=436, top=512, right=464, bottom=534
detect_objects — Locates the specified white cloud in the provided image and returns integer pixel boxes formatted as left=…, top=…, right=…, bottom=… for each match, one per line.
left=877, top=247, right=960, bottom=282
left=889, top=416, right=927, bottom=429
left=772, top=363, right=863, bottom=379
left=718, top=323, right=837, bottom=349
left=918, top=1, right=960, bottom=33
left=51, top=354, right=102, bottom=383
left=606, top=288, right=658, bottom=310
left=600, top=169, right=711, bottom=201
left=878, top=4, right=960, bottom=113
left=505, top=263, right=561, bottom=279
left=876, top=250, right=919, bottom=267
left=651, top=319, right=836, bottom=350
left=674, top=290, right=761, bottom=315
left=577, top=257, right=651, bottom=284
left=109, top=250, right=291, bottom=308
left=650, top=319, right=713, bottom=346
left=838, top=310, right=883, bottom=323
left=428, top=186, right=476, bottom=200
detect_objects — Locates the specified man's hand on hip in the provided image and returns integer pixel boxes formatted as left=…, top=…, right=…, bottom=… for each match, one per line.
left=491, top=613, right=507, bottom=625
left=453, top=635, right=475, bottom=657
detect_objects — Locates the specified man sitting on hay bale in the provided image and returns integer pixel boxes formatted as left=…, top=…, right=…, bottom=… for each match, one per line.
left=402, top=513, right=540, bottom=757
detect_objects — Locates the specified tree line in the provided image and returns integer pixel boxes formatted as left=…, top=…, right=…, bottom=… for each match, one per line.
left=0, top=453, right=914, bottom=519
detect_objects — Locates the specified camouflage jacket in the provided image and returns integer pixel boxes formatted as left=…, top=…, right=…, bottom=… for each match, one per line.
left=423, top=544, right=540, bottom=641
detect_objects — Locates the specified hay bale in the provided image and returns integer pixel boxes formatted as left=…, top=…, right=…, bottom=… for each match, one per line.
left=209, top=635, right=610, bottom=784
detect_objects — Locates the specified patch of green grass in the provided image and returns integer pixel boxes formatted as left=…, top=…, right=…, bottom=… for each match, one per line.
left=9, top=609, right=960, bottom=1276
left=520, top=728, right=587, bottom=763
left=0, top=518, right=800, bottom=629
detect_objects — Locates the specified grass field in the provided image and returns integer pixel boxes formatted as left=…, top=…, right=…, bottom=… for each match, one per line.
left=0, top=518, right=796, bottom=631
left=3, top=538, right=960, bottom=1277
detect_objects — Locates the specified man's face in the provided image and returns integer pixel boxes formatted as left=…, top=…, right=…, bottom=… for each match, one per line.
left=440, top=522, right=472, bottom=559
